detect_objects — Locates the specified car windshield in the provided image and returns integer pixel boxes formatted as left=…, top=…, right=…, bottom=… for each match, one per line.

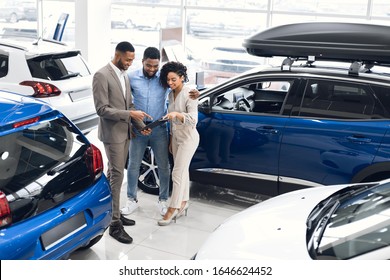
left=307, top=182, right=390, bottom=259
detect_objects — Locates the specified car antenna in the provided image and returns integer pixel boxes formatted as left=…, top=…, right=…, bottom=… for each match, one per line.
left=33, top=37, right=42, bottom=45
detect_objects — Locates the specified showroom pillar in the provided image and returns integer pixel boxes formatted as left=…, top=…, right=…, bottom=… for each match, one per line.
left=75, top=0, right=111, bottom=72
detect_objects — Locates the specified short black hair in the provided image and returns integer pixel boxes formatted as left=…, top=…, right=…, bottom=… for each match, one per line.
left=159, top=61, right=189, bottom=89
left=143, top=47, right=160, bottom=60
left=115, top=41, right=135, bottom=53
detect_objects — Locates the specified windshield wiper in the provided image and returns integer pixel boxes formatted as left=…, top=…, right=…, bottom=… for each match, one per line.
left=306, top=185, right=370, bottom=230
left=307, top=196, right=334, bottom=230
left=314, top=200, right=340, bottom=250
left=60, top=72, right=80, bottom=79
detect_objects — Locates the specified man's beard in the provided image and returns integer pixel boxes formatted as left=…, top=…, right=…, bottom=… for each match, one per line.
left=143, top=69, right=156, bottom=78
left=117, top=59, right=127, bottom=71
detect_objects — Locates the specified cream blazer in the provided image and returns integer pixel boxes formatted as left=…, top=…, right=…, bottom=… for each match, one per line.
left=167, top=85, right=199, bottom=143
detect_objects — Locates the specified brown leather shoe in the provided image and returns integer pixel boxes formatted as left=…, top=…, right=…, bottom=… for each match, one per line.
left=109, top=222, right=133, bottom=244
left=120, top=214, right=136, bottom=226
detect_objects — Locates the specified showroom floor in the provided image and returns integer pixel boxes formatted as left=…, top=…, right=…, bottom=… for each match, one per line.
left=68, top=129, right=266, bottom=260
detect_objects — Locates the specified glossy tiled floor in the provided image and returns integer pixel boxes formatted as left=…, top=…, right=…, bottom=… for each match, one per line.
left=69, top=129, right=265, bottom=260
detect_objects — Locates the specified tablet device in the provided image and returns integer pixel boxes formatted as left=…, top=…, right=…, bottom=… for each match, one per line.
left=140, top=118, right=168, bottom=131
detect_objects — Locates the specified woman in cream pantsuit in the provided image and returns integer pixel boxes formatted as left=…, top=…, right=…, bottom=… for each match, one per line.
left=158, top=61, right=199, bottom=226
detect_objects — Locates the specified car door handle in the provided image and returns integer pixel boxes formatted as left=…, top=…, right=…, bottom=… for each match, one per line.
left=256, top=126, right=279, bottom=134
left=346, top=135, right=372, bottom=144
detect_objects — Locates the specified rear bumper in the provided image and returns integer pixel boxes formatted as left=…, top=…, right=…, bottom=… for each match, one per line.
left=0, top=175, right=112, bottom=260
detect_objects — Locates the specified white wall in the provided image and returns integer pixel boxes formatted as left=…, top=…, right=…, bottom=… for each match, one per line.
left=75, top=0, right=111, bottom=73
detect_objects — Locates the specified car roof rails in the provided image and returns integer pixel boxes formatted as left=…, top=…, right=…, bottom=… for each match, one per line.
left=281, top=56, right=386, bottom=76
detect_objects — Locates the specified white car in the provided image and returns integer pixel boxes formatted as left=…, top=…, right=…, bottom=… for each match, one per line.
left=0, top=36, right=98, bottom=134
left=201, top=43, right=265, bottom=83
left=194, top=180, right=390, bottom=260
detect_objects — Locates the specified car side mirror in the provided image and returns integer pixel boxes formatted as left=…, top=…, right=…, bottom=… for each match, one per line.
left=198, top=98, right=212, bottom=114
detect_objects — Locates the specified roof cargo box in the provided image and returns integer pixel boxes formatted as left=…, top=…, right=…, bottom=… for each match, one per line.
left=243, top=22, right=390, bottom=64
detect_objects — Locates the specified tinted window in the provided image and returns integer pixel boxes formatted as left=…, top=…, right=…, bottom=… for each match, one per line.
left=371, top=85, right=390, bottom=118
left=300, top=80, right=376, bottom=119
left=27, top=52, right=90, bottom=80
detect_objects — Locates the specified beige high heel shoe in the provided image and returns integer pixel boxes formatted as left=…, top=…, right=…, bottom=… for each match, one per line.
left=157, top=209, right=179, bottom=226
left=177, top=201, right=189, bottom=218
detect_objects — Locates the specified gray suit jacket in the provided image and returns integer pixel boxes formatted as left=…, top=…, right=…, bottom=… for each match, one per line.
left=92, top=63, right=143, bottom=143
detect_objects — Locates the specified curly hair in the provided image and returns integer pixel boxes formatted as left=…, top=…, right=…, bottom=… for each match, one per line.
left=159, top=61, right=189, bottom=89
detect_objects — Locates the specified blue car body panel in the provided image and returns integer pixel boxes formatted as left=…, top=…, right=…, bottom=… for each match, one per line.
left=279, top=118, right=388, bottom=186
left=0, top=177, right=111, bottom=259
left=194, top=111, right=288, bottom=192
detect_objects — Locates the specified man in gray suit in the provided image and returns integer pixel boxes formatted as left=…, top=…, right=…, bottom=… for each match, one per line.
left=93, top=41, right=151, bottom=244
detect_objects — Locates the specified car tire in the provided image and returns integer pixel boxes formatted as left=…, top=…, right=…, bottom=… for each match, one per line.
left=138, top=146, right=172, bottom=195
left=9, top=13, right=18, bottom=23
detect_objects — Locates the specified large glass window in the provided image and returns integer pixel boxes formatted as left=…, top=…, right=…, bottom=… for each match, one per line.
left=371, top=0, right=390, bottom=17
left=4, top=1, right=390, bottom=84
left=0, top=1, right=75, bottom=45
left=0, top=0, right=38, bottom=39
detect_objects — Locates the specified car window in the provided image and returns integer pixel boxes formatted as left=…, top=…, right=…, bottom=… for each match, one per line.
left=211, top=79, right=292, bottom=114
left=0, top=54, right=8, bottom=78
left=300, top=80, right=376, bottom=119
left=27, top=53, right=90, bottom=81
left=370, top=85, right=390, bottom=118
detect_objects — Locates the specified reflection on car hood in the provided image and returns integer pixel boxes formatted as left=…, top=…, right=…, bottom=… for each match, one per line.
left=0, top=90, right=53, bottom=124
left=195, top=185, right=347, bottom=260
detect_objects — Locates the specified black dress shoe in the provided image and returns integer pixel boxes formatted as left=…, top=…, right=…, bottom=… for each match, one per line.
left=109, top=222, right=133, bottom=244
left=120, top=214, right=136, bottom=226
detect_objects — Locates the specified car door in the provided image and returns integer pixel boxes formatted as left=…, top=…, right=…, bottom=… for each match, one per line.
left=191, top=76, right=298, bottom=196
left=278, top=78, right=387, bottom=194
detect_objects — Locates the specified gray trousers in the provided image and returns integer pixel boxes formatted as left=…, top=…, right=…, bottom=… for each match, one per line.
left=104, top=139, right=130, bottom=224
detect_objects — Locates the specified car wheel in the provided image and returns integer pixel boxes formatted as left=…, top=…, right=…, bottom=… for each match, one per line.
left=138, top=146, right=161, bottom=195
left=9, top=13, right=18, bottom=23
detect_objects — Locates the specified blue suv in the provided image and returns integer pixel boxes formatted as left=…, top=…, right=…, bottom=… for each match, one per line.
left=0, top=90, right=112, bottom=259
left=138, top=22, right=390, bottom=197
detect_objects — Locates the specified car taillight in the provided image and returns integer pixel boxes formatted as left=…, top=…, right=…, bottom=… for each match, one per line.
left=0, top=191, right=12, bottom=228
left=20, top=81, right=61, bottom=97
left=13, top=116, right=40, bottom=128
left=85, top=144, right=103, bottom=180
